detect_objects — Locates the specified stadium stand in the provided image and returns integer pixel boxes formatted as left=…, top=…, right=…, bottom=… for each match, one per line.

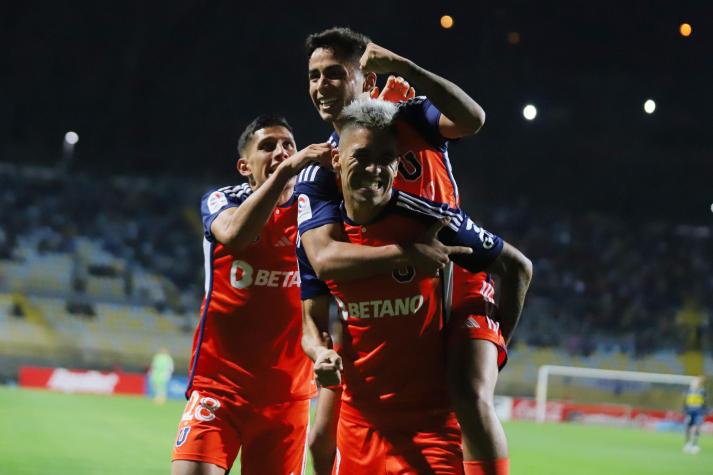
left=1, top=163, right=711, bottom=383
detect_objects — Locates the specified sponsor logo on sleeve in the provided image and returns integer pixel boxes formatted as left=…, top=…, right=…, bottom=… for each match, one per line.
left=297, top=194, right=312, bottom=225
left=207, top=191, right=228, bottom=214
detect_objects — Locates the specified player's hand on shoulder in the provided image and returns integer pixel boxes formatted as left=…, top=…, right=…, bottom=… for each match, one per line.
left=407, top=219, right=472, bottom=276
left=314, top=347, right=342, bottom=388
left=371, top=75, right=416, bottom=102
left=283, top=142, right=333, bottom=175
left=360, top=42, right=411, bottom=75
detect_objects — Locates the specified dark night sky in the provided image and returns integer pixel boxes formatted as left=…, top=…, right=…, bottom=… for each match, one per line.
left=3, top=0, right=712, bottom=220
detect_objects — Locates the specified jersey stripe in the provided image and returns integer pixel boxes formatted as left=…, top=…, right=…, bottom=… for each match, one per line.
left=395, top=193, right=463, bottom=230
left=185, top=238, right=215, bottom=398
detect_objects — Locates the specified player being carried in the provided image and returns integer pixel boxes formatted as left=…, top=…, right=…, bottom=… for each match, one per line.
left=170, top=115, right=332, bottom=475
left=298, top=27, right=532, bottom=475
left=301, top=97, right=510, bottom=473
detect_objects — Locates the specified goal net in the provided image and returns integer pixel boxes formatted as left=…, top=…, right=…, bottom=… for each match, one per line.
left=535, top=365, right=698, bottom=425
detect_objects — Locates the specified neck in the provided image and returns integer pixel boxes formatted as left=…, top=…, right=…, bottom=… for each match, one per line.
left=344, top=190, right=391, bottom=225
left=332, top=120, right=342, bottom=136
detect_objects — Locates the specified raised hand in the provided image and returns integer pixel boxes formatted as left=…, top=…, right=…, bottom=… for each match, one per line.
left=371, top=75, right=416, bottom=102
left=360, top=42, right=410, bottom=75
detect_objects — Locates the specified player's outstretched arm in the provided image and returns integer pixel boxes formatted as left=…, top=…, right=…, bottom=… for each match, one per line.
left=301, top=220, right=471, bottom=281
left=360, top=42, right=485, bottom=138
left=211, top=143, right=331, bottom=251
left=486, top=242, right=533, bottom=344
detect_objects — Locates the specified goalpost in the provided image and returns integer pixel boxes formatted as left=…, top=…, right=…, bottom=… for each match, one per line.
left=535, top=364, right=698, bottom=423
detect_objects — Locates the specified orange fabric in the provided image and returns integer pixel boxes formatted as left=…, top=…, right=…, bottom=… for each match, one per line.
left=188, top=200, right=316, bottom=404
left=334, top=404, right=463, bottom=475
left=172, top=389, right=309, bottom=473
left=446, top=313, right=508, bottom=370
left=463, top=458, right=510, bottom=475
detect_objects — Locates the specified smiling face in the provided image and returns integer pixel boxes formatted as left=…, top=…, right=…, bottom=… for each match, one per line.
left=308, top=47, right=374, bottom=125
left=333, top=125, right=399, bottom=220
left=237, top=126, right=296, bottom=188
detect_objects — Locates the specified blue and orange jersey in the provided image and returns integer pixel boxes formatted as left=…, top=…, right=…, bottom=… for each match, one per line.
left=298, top=190, right=502, bottom=415
left=186, top=184, right=315, bottom=404
left=325, top=96, right=460, bottom=208
left=300, top=96, right=496, bottom=313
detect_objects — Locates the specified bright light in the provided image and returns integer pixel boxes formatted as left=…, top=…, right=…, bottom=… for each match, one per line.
left=710, top=202, right=713, bottom=213
left=523, top=104, right=537, bottom=121
left=643, top=99, right=656, bottom=114
left=440, top=15, right=454, bottom=29
left=64, top=131, right=79, bottom=145
left=679, top=23, right=692, bottom=37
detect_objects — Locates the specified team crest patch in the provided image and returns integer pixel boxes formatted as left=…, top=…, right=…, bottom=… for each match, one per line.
left=297, top=194, right=312, bottom=225
left=207, top=191, right=228, bottom=214
left=176, top=426, right=191, bottom=447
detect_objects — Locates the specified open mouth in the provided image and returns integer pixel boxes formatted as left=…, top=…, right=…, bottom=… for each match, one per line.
left=318, top=97, right=339, bottom=110
left=356, top=177, right=383, bottom=192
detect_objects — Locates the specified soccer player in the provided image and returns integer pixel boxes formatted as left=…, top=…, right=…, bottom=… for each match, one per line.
left=171, top=115, right=333, bottom=475
left=149, top=346, right=174, bottom=405
left=301, top=97, right=506, bottom=474
left=299, top=27, right=532, bottom=475
left=683, top=377, right=707, bottom=454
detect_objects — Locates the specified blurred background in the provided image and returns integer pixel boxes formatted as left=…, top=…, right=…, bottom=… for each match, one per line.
left=1, top=1, right=712, bottom=472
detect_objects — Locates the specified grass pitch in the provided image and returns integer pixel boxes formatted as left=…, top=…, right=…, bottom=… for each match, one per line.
left=0, top=386, right=710, bottom=474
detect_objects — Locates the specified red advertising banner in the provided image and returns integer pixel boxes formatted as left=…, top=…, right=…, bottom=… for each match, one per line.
left=19, top=366, right=145, bottom=395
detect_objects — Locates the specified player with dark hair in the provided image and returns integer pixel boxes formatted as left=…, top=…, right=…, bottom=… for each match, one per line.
left=299, top=27, right=532, bottom=475
left=170, top=115, right=332, bottom=475
left=301, top=98, right=506, bottom=474
left=683, top=377, right=707, bottom=454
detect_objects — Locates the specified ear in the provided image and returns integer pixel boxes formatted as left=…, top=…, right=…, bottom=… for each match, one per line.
left=362, top=72, right=377, bottom=94
left=390, top=156, right=400, bottom=175
left=237, top=157, right=251, bottom=177
left=331, top=148, right=341, bottom=172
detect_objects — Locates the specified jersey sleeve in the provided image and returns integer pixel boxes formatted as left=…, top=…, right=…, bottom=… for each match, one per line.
left=296, top=239, right=331, bottom=300
left=295, top=163, right=342, bottom=235
left=438, top=209, right=504, bottom=272
left=396, top=96, right=447, bottom=151
left=200, top=184, right=251, bottom=242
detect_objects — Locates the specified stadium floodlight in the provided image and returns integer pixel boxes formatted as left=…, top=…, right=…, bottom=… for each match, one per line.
left=535, top=365, right=698, bottom=423
left=643, top=99, right=656, bottom=114
left=440, top=15, right=454, bottom=29
left=523, top=104, right=537, bottom=121
left=65, top=131, right=79, bottom=145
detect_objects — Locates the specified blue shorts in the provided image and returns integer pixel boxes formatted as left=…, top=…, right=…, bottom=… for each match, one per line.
left=685, top=410, right=704, bottom=427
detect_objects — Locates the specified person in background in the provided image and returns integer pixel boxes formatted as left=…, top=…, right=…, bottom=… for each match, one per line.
left=149, top=346, right=174, bottom=405
left=683, top=376, right=707, bottom=454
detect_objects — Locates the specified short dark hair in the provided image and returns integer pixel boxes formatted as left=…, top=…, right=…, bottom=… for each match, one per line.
left=305, top=27, right=371, bottom=64
left=237, top=114, right=293, bottom=155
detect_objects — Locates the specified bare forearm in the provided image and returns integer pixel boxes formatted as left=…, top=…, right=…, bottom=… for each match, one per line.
left=497, top=269, right=531, bottom=344
left=399, top=61, right=485, bottom=135
left=313, top=240, right=410, bottom=281
left=214, top=166, right=292, bottom=250
left=301, top=298, right=331, bottom=361
left=488, top=243, right=533, bottom=343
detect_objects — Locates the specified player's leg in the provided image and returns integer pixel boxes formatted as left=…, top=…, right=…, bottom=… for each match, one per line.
left=333, top=408, right=388, bottom=475
left=172, top=389, right=241, bottom=474
left=172, top=461, right=225, bottom=475
left=240, top=399, right=310, bottom=475
left=446, top=316, right=509, bottom=475
left=309, top=387, right=342, bottom=474
left=384, top=411, right=464, bottom=475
